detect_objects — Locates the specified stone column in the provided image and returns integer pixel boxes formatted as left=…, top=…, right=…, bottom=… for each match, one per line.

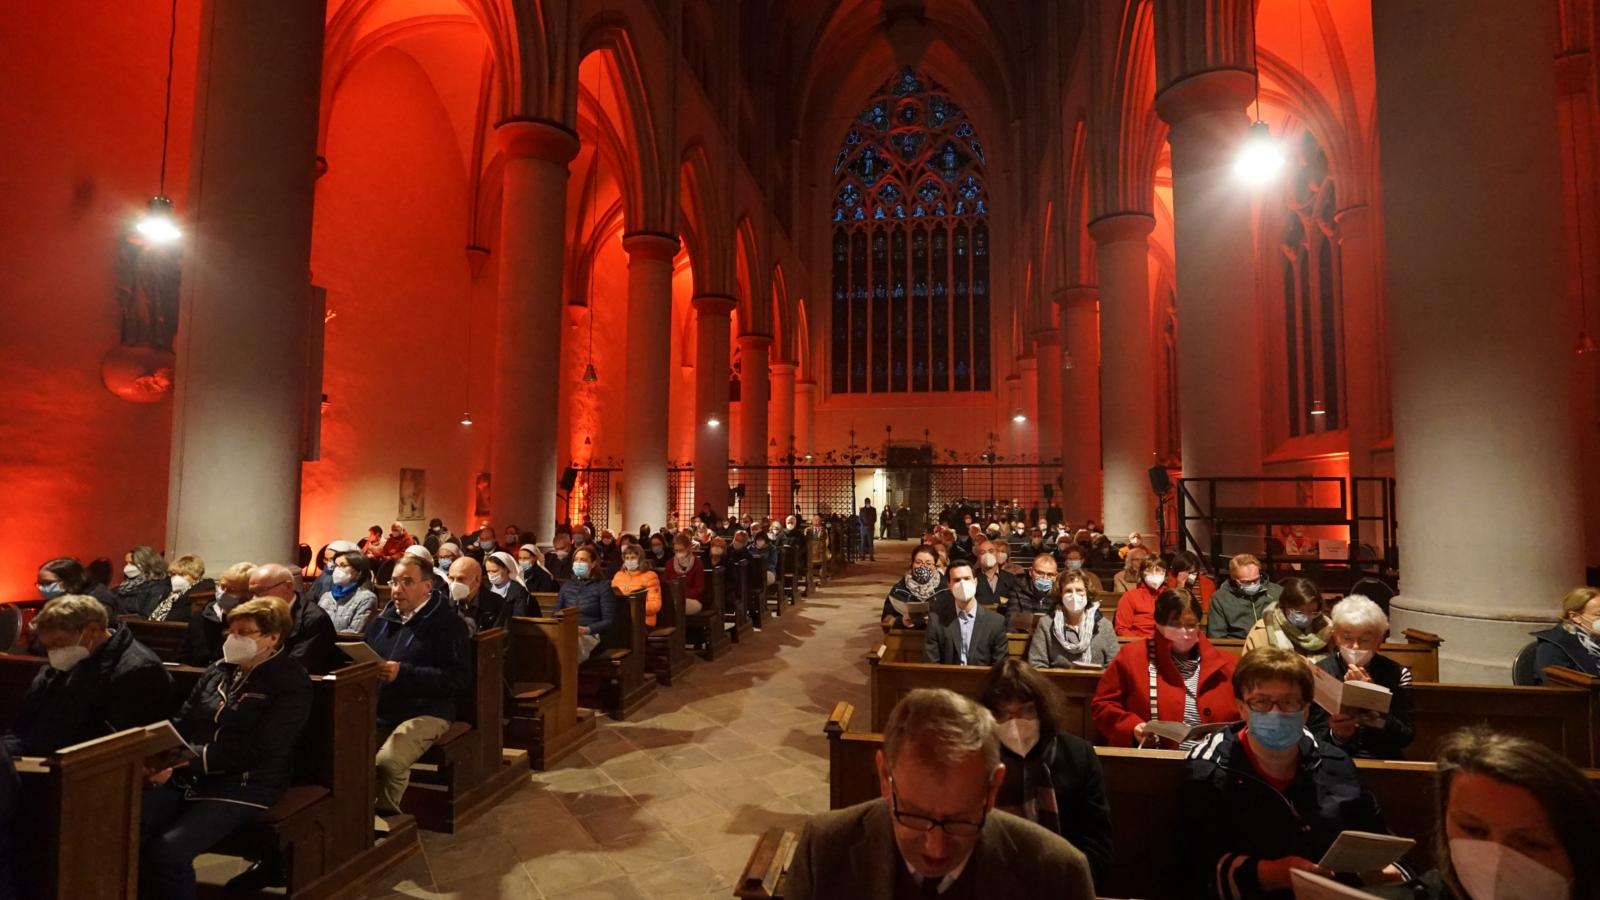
left=1033, top=329, right=1064, bottom=468
left=795, top=379, right=816, bottom=457
left=693, top=295, right=735, bottom=519
left=769, top=361, right=796, bottom=515
left=166, top=0, right=326, bottom=566
left=1057, top=286, right=1103, bottom=523
left=1089, top=214, right=1157, bottom=536
left=620, top=232, right=678, bottom=533
left=1005, top=373, right=1025, bottom=457
left=1019, top=354, right=1039, bottom=455
left=1374, top=0, right=1582, bottom=680
left=1334, top=205, right=1384, bottom=551
left=737, top=334, right=772, bottom=517
left=486, top=120, right=579, bottom=541
left=1155, top=70, right=1263, bottom=487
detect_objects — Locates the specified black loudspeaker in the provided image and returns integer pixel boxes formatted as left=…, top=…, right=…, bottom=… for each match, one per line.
left=1042, top=483, right=1053, bottom=499
left=559, top=467, right=577, bottom=491
left=734, top=483, right=746, bottom=499
left=1148, top=465, right=1172, bottom=494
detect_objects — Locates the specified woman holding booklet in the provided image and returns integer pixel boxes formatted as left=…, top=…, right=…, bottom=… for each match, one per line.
left=1090, top=589, right=1238, bottom=750
left=1306, top=595, right=1415, bottom=760
left=1182, top=646, right=1413, bottom=900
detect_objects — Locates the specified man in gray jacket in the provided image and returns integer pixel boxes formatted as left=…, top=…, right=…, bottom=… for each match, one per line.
left=783, top=689, right=1094, bottom=900
left=1205, top=553, right=1283, bottom=638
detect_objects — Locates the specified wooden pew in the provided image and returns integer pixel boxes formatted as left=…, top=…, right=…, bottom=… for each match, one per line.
left=646, top=578, right=694, bottom=685
left=1126, top=629, right=1444, bottom=682
left=865, top=654, right=1600, bottom=768
left=118, top=615, right=189, bottom=663
left=402, top=628, right=532, bottom=832
left=780, top=543, right=802, bottom=606
left=14, top=728, right=152, bottom=900
left=682, top=573, right=731, bottom=660
left=713, top=564, right=746, bottom=645
left=819, top=700, right=1499, bottom=900
left=735, top=558, right=765, bottom=631
left=578, top=589, right=658, bottom=720
left=506, top=609, right=598, bottom=768
left=878, top=627, right=1034, bottom=665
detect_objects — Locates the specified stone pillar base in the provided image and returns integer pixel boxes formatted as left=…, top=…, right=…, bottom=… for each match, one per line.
left=1389, top=597, right=1550, bottom=684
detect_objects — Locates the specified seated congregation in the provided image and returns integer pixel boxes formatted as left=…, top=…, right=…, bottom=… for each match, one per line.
left=1, top=508, right=847, bottom=899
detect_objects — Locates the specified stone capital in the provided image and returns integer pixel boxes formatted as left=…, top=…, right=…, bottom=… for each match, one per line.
left=1018, top=355, right=1038, bottom=371
left=1055, top=285, right=1100, bottom=310
left=1087, top=212, right=1156, bottom=247
left=1333, top=204, right=1374, bottom=241
left=692, top=293, right=737, bottom=316
left=738, top=333, right=773, bottom=352
left=1154, top=68, right=1256, bottom=127
left=1031, top=328, right=1062, bottom=347
left=796, top=379, right=817, bottom=392
left=495, top=118, right=580, bottom=164
left=770, top=362, right=798, bottom=377
left=465, top=244, right=492, bottom=278
left=622, top=231, right=680, bottom=263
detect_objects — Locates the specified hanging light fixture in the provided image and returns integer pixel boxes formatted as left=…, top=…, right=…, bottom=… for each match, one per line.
left=1309, top=400, right=1326, bottom=416
left=1234, top=0, right=1284, bottom=186
left=1061, top=349, right=1076, bottom=371
left=460, top=411, right=474, bottom=426
left=707, top=417, right=722, bottom=428
left=1012, top=408, right=1027, bottom=423
left=136, top=0, right=183, bottom=243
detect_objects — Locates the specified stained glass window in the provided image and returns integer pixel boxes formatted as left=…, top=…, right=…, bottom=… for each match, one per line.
left=830, top=67, right=991, bottom=394
left=1280, top=132, right=1344, bottom=436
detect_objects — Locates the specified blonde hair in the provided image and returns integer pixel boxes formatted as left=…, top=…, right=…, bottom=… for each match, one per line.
left=168, top=554, right=206, bottom=581
left=218, top=561, right=255, bottom=595
left=1228, top=553, right=1263, bottom=577
left=227, top=596, right=292, bottom=637
left=1561, top=586, right=1600, bottom=621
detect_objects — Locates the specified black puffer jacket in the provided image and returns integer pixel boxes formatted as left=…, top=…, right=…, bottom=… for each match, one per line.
left=1530, top=624, right=1600, bottom=682
left=174, top=648, right=312, bottom=807
left=363, top=593, right=470, bottom=727
left=1183, top=724, right=1412, bottom=900
left=2, top=625, right=172, bottom=757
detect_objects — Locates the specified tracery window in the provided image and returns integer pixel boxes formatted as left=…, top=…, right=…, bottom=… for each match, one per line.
left=1280, top=132, right=1344, bottom=436
left=830, top=67, right=991, bottom=394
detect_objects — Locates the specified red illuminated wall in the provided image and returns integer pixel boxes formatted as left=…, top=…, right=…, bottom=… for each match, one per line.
left=0, top=3, right=202, bottom=598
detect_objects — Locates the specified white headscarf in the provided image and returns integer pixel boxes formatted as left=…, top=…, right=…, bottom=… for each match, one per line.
left=489, top=550, right=525, bottom=594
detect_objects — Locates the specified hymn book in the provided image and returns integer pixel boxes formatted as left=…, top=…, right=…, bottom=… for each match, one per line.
left=143, top=721, right=200, bottom=771
left=1316, top=830, right=1414, bottom=873
left=1142, top=720, right=1230, bottom=745
left=337, top=641, right=384, bottom=665
left=1311, top=666, right=1393, bottom=716
left=1290, top=869, right=1383, bottom=899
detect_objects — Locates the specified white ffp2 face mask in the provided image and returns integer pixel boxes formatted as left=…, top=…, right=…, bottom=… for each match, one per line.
left=123, top=564, right=142, bottom=580
left=1449, top=838, right=1572, bottom=900
left=448, top=580, right=471, bottom=603
left=1339, top=645, right=1374, bottom=668
left=951, top=580, right=977, bottom=603
left=222, top=634, right=259, bottom=665
left=995, top=717, right=1040, bottom=757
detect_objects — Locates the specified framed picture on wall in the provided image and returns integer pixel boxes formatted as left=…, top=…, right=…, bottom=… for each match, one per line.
left=474, top=472, right=492, bottom=517
left=399, top=468, right=426, bottom=519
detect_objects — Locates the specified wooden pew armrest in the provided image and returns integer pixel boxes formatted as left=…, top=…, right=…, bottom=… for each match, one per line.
left=736, top=827, right=800, bottom=899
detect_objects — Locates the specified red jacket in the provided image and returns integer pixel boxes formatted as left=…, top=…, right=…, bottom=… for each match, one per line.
left=661, top=557, right=706, bottom=601
left=1090, top=633, right=1239, bottom=749
left=1113, top=582, right=1161, bottom=636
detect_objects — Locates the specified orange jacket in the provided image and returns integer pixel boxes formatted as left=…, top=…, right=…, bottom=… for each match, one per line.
left=611, top=569, right=663, bottom=628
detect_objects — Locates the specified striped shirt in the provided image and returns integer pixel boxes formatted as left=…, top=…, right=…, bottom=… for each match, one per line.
left=1148, top=639, right=1204, bottom=749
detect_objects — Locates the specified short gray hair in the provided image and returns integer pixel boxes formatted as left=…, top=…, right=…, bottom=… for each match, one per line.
left=882, top=689, right=1000, bottom=773
left=33, top=595, right=108, bottom=634
left=1331, top=594, right=1389, bottom=635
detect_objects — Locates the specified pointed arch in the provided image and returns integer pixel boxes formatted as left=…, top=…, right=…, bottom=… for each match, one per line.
left=770, top=263, right=794, bottom=363
left=735, top=215, right=769, bottom=335
left=578, top=11, right=676, bottom=233
left=679, top=142, right=731, bottom=297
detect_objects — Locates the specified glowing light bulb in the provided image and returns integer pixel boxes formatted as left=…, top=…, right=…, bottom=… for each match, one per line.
left=460, top=411, right=473, bottom=425
left=135, top=196, right=181, bottom=243
left=707, top=417, right=721, bottom=428
left=1012, top=409, right=1027, bottom=423
left=1234, top=122, right=1285, bottom=186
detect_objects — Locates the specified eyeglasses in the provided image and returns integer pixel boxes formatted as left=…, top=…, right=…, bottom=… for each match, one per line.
left=888, top=775, right=988, bottom=837
left=1244, top=697, right=1307, bottom=714
left=387, top=577, right=422, bottom=588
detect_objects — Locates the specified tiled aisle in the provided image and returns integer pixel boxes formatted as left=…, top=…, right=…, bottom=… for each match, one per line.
left=362, top=543, right=911, bottom=899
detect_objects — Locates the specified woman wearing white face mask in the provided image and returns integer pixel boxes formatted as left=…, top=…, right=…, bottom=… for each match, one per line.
left=113, top=545, right=171, bottom=618
left=1305, top=594, right=1414, bottom=760
left=1527, top=587, right=1600, bottom=684
left=1112, top=555, right=1169, bottom=638
left=1027, top=572, right=1120, bottom=669
left=145, top=554, right=209, bottom=623
left=140, top=596, right=312, bottom=900
left=978, top=659, right=1114, bottom=890
left=1398, top=726, right=1600, bottom=900
left=2, top=593, right=171, bottom=758
left=1243, top=577, right=1333, bottom=664
left=1092, top=589, right=1239, bottom=750
left=610, top=543, right=664, bottom=627
left=483, top=552, right=534, bottom=627
left=316, top=553, right=377, bottom=633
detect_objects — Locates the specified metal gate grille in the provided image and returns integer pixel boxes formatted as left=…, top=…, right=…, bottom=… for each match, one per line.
left=566, top=467, right=614, bottom=533
left=667, top=467, right=695, bottom=525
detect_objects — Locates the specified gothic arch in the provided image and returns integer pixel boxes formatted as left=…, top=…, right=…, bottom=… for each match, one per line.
left=678, top=143, right=731, bottom=298
left=771, top=263, right=794, bottom=363
left=578, top=8, right=677, bottom=233
left=736, top=215, right=769, bottom=335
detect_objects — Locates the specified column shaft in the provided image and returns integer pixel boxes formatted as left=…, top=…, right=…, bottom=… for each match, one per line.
left=620, top=233, right=678, bottom=533
left=1034, top=331, right=1064, bottom=469
left=795, top=380, right=816, bottom=457
left=1090, top=214, right=1158, bottom=536
left=1019, top=355, right=1039, bottom=458
left=737, top=334, right=772, bottom=517
left=489, top=121, right=579, bottom=541
left=769, top=362, right=796, bottom=517
left=693, top=296, right=735, bottom=519
left=167, top=0, right=326, bottom=565
left=1374, top=0, right=1581, bottom=679
left=1058, top=287, right=1103, bottom=523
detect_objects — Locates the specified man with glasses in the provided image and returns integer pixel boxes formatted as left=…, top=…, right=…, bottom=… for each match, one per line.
left=1206, top=553, right=1284, bottom=639
left=364, top=554, right=470, bottom=815
left=248, top=563, right=338, bottom=675
left=1183, top=647, right=1411, bottom=899
left=783, top=688, right=1093, bottom=899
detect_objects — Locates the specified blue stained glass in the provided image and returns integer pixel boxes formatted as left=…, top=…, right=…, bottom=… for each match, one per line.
left=894, top=204, right=907, bottom=219
left=975, top=198, right=987, bottom=215
left=954, top=200, right=965, bottom=216
left=973, top=279, right=986, bottom=296
left=894, top=67, right=922, bottom=97
left=934, top=201, right=947, bottom=217
left=954, top=122, right=974, bottom=138
left=861, top=103, right=888, bottom=131
left=853, top=207, right=866, bottom=221
left=878, top=183, right=901, bottom=203
left=833, top=208, right=844, bottom=222
left=853, top=146, right=885, bottom=186
left=892, top=132, right=923, bottom=161
left=845, top=129, right=862, bottom=146
left=834, top=148, right=848, bottom=173
left=913, top=205, right=926, bottom=218
left=873, top=206, right=887, bottom=220
left=914, top=280, right=927, bottom=298
left=959, top=175, right=981, bottom=200
left=970, top=140, right=985, bottom=162
left=898, top=102, right=919, bottom=125
left=917, top=180, right=942, bottom=203
left=839, top=184, right=861, bottom=207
